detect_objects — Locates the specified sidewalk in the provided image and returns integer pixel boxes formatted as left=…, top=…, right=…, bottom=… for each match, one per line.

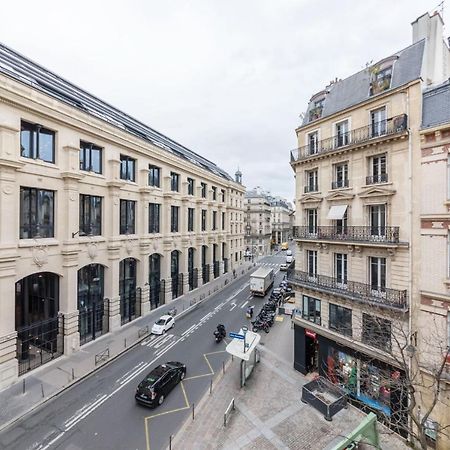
left=173, top=318, right=408, bottom=450
left=0, top=263, right=254, bottom=433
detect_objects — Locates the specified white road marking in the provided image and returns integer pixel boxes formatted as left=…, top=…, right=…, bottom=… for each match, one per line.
left=240, top=300, right=249, bottom=308
left=153, top=334, right=173, bottom=349
left=181, top=324, right=196, bottom=336
left=200, top=312, right=212, bottom=322
left=229, top=303, right=237, bottom=311
left=116, top=361, right=145, bottom=383
left=64, top=394, right=108, bottom=429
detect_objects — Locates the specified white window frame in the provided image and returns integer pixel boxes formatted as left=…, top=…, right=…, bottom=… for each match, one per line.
left=305, top=129, right=320, bottom=155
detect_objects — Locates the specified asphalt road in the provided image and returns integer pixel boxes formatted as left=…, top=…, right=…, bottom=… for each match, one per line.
left=0, top=253, right=288, bottom=450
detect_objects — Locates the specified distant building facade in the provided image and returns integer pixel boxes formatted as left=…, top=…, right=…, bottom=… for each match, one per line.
left=0, top=43, right=245, bottom=388
left=270, top=197, right=293, bottom=245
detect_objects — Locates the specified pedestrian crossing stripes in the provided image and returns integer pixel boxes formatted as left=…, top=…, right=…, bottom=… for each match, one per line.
left=257, top=262, right=280, bottom=267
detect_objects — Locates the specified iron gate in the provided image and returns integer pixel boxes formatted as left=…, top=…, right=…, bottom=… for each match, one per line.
left=172, top=273, right=183, bottom=299
left=79, top=299, right=109, bottom=346
left=213, top=261, right=220, bottom=278
left=202, top=264, right=210, bottom=284
left=120, top=287, right=141, bottom=325
left=150, top=279, right=165, bottom=310
left=17, top=314, right=64, bottom=376
left=189, top=268, right=198, bottom=291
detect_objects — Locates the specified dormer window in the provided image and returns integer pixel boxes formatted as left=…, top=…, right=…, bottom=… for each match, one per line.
left=309, top=98, right=324, bottom=121
left=369, top=57, right=396, bottom=96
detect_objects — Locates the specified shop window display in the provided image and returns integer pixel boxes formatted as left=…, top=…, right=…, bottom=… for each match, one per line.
left=326, top=345, right=400, bottom=416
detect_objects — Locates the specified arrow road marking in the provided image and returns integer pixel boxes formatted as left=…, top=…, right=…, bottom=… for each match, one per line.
left=229, top=303, right=237, bottom=311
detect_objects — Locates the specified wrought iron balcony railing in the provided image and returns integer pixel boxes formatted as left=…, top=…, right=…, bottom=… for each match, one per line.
left=331, top=179, right=349, bottom=189
left=366, top=173, right=388, bottom=185
left=287, top=269, right=407, bottom=310
left=293, top=225, right=400, bottom=244
left=304, top=184, right=319, bottom=193
left=291, top=114, right=407, bottom=162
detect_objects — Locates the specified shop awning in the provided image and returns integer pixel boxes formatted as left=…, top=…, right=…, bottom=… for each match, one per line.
left=327, top=205, right=348, bottom=220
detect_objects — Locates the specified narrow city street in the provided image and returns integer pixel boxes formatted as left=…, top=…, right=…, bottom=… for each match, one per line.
left=0, top=254, right=287, bottom=450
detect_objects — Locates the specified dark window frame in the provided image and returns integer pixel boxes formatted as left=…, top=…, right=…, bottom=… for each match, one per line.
left=201, top=209, right=207, bottom=231
left=187, top=207, right=195, bottom=232
left=20, top=121, right=55, bottom=163
left=187, top=177, right=195, bottom=195
left=362, top=313, right=392, bottom=352
left=80, top=141, right=103, bottom=174
left=120, top=155, right=136, bottom=182
left=212, top=186, right=217, bottom=201
left=79, top=194, right=102, bottom=236
left=329, top=303, right=352, bottom=337
left=148, top=203, right=161, bottom=233
left=120, top=199, right=136, bottom=234
left=20, top=187, right=55, bottom=238
left=171, top=206, right=179, bottom=232
left=148, top=165, right=161, bottom=188
left=212, top=211, right=217, bottom=230
left=201, top=182, right=207, bottom=198
left=170, top=172, right=180, bottom=192
left=302, top=295, right=321, bottom=325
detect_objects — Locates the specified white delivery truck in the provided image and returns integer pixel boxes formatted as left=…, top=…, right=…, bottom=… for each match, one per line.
left=250, top=267, right=274, bottom=296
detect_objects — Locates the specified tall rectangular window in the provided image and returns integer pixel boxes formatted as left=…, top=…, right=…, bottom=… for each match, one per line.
left=335, top=120, right=349, bottom=148
left=370, top=257, right=386, bottom=292
left=80, top=141, right=102, bottom=174
left=79, top=194, right=102, bottom=236
left=368, top=154, right=387, bottom=184
left=370, top=107, right=387, bottom=137
left=148, top=165, right=161, bottom=187
left=20, top=187, right=55, bottom=238
left=308, top=131, right=319, bottom=155
left=201, top=209, right=207, bottom=231
left=20, top=121, right=55, bottom=163
left=201, top=182, right=207, bottom=198
left=187, top=177, right=195, bottom=195
left=329, top=304, right=352, bottom=337
left=302, top=295, right=321, bottom=325
left=306, top=209, right=317, bottom=234
left=120, top=200, right=136, bottom=234
left=369, top=204, right=386, bottom=237
left=335, top=253, right=347, bottom=285
left=171, top=206, right=179, bottom=232
left=120, top=155, right=135, bottom=182
left=212, top=186, right=217, bottom=200
left=149, top=203, right=160, bottom=233
left=171, top=172, right=180, bottom=192
left=305, top=169, right=318, bottom=193
left=187, top=207, right=194, bottom=232
left=221, top=189, right=226, bottom=202
left=212, top=211, right=217, bottom=230
left=222, top=211, right=225, bottom=230
left=333, top=163, right=348, bottom=189
left=307, top=250, right=317, bottom=277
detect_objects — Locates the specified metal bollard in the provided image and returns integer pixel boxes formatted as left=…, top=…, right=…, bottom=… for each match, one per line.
left=72, top=368, right=75, bottom=380
left=210, top=379, right=213, bottom=395
left=169, top=435, right=172, bottom=450
left=222, top=361, right=225, bottom=374
left=192, top=403, right=195, bottom=421
left=22, top=379, right=25, bottom=394
left=41, top=383, right=44, bottom=398
left=124, top=338, right=127, bottom=348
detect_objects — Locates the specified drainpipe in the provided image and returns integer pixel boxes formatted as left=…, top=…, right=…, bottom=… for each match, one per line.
left=404, top=87, right=414, bottom=444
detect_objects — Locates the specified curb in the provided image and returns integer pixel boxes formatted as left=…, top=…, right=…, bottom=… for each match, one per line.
left=168, top=356, right=236, bottom=450
left=0, top=266, right=254, bottom=434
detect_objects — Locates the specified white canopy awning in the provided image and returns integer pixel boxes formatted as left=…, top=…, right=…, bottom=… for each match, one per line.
left=327, top=205, right=348, bottom=220
left=226, top=329, right=261, bottom=361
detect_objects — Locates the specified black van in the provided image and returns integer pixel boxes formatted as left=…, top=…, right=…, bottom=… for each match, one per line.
left=135, top=361, right=186, bottom=408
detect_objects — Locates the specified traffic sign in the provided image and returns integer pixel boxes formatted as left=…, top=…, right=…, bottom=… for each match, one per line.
left=229, top=332, right=245, bottom=340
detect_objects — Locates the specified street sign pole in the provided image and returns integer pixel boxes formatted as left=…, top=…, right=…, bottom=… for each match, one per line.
left=242, top=326, right=248, bottom=353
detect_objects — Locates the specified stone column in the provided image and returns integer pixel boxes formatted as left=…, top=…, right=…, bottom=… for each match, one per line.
left=162, top=243, right=173, bottom=303
left=139, top=240, right=151, bottom=315
left=180, top=240, right=189, bottom=294
left=105, top=245, right=121, bottom=331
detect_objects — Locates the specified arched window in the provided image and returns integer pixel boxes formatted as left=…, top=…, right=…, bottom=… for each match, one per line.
left=149, top=254, right=162, bottom=309
left=119, top=258, right=138, bottom=325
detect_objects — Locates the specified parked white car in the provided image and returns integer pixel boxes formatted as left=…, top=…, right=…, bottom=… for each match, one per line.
left=280, top=263, right=288, bottom=271
left=286, top=250, right=293, bottom=256
left=151, top=315, right=175, bottom=335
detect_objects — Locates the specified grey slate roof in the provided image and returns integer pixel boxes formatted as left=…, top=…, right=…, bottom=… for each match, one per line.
left=422, top=80, right=450, bottom=128
left=0, top=43, right=233, bottom=182
left=302, top=39, right=425, bottom=126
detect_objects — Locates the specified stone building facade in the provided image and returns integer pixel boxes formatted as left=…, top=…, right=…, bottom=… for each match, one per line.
left=0, top=43, right=245, bottom=388
left=270, top=197, right=293, bottom=245
left=244, top=188, right=272, bottom=256
left=289, top=11, right=450, bottom=445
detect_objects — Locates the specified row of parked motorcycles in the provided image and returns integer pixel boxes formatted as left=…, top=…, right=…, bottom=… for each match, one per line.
left=251, top=290, right=280, bottom=333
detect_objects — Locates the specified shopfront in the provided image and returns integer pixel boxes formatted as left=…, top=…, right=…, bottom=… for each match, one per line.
left=294, top=324, right=407, bottom=426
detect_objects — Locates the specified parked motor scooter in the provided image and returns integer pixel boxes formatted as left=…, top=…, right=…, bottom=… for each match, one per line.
left=214, top=324, right=226, bottom=343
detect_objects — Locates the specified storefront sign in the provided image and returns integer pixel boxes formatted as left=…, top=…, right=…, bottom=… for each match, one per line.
left=305, top=329, right=316, bottom=339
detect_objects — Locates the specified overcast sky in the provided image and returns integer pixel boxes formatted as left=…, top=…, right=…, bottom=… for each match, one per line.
left=0, top=0, right=443, bottom=203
